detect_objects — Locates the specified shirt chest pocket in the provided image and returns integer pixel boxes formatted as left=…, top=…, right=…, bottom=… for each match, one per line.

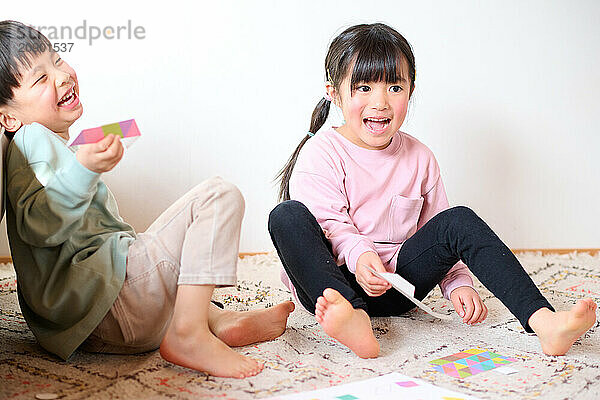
left=387, top=195, right=424, bottom=243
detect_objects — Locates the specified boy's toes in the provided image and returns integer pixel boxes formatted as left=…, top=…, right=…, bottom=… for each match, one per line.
left=241, top=358, right=262, bottom=377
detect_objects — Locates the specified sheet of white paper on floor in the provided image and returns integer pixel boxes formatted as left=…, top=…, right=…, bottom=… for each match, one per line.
left=265, top=372, right=483, bottom=400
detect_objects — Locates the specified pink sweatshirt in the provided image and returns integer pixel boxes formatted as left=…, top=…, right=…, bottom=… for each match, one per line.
left=287, top=128, right=474, bottom=299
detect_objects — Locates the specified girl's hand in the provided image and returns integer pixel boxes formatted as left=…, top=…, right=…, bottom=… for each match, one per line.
left=450, top=286, right=488, bottom=325
left=76, top=134, right=124, bottom=173
left=355, top=251, right=392, bottom=297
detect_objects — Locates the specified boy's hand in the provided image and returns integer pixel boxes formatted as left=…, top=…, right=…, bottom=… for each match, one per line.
left=450, top=286, right=488, bottom=325
left=76, top=134, right=124, bottom=173
left=356, top=251, right=392, bottom=297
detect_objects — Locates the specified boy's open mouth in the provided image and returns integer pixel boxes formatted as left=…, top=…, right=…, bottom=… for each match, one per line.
left=363, top=117, right=391, bottom=134
left=57, top=86, right=77, bottom=107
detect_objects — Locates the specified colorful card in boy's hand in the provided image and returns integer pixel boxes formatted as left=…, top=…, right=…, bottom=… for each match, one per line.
left=365, top=266, right=452, bottom=321
left=69, top=119, right=141, bottom=147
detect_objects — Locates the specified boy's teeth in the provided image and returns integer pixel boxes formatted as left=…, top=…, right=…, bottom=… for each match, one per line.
left=58, top=88, right=76, bottom=105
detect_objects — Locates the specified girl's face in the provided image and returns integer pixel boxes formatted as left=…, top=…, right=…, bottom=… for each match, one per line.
left=330, top=61, right=411, bottom=150
left=0, top=50, right=82, bottom=140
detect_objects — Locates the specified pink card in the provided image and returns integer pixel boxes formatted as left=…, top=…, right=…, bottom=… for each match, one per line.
left=69, top=119, right=141, bottom=147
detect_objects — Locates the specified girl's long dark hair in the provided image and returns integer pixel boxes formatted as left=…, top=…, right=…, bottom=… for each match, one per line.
left=276, top=23, right=417, bottom=201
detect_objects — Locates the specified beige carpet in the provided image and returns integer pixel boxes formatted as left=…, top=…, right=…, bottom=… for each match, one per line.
left=1, top=252, right=600, bottom=399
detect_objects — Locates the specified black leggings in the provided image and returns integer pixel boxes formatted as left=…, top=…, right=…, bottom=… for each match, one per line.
left=268, top=200, right=553, bottom=332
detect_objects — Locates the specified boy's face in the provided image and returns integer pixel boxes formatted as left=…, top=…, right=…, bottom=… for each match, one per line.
left=0, top=50, right=82, bottom=140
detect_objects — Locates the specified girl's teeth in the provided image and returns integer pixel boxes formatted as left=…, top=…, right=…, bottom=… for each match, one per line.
left=364, top=118, right=390, bottom=132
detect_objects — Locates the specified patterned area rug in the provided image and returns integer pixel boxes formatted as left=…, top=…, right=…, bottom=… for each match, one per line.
left=1, top=252, right=600, bottom=399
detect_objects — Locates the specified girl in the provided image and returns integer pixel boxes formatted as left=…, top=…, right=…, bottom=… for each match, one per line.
left=0, top=20, right=294, bottom=379
left=268, top=23, right=596, bottom=359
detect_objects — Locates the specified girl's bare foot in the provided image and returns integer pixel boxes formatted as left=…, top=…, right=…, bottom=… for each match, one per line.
left=314, top=288, right=379, bottom=358
left=529, top=299, right=597, bottom=355
left=210, top=301, right=295, bottom=347
left=159, top=320, right=263, bottom=378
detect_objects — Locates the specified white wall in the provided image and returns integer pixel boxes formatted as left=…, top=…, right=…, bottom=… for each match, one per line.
left=2, top=0, right=599, bottom=256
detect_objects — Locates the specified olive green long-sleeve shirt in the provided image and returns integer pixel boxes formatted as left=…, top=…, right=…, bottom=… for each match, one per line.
left=5, top=123, right=135, bottom=360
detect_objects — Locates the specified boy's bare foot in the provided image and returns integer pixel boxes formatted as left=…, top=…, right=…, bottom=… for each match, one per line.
left=160, top=321, right=263, bottom=378
left=529, top=299, right=597, bottom=356
left=210, top=301, right=295, bottom=347
left=314, top=288, right=379, bottom=358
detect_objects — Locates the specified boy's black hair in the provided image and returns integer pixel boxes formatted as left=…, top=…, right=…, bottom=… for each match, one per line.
left=0, top=20, right=52, bottom=108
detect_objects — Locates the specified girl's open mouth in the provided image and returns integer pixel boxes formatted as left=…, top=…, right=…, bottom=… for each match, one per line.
left=363, top=117, right=391, bottom=134
left=57, top=86, right=79, bottom=109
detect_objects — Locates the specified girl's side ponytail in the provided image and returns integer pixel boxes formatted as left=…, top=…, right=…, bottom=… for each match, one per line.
left=276, top=97, right=331, bottom=201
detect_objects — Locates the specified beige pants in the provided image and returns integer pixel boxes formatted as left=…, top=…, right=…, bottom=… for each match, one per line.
left=81, top=176, right=244, bottom=354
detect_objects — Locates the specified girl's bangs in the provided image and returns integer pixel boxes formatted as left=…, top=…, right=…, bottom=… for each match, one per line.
left=349, top=44, right=407, bottom=90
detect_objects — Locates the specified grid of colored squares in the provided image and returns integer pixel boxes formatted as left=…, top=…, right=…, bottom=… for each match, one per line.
left=430, top=348, right=517, bottom=378
left=70, top=119, right=141, bottom=146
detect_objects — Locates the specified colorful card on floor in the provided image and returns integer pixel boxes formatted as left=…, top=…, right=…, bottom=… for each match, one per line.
left=365, top=266, right=452, bottom=320
left=69, top=119, right=141, bottom=147
left=430, top=348, right=518, bottom=378
left=265, top=372, right=482, bottom=399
